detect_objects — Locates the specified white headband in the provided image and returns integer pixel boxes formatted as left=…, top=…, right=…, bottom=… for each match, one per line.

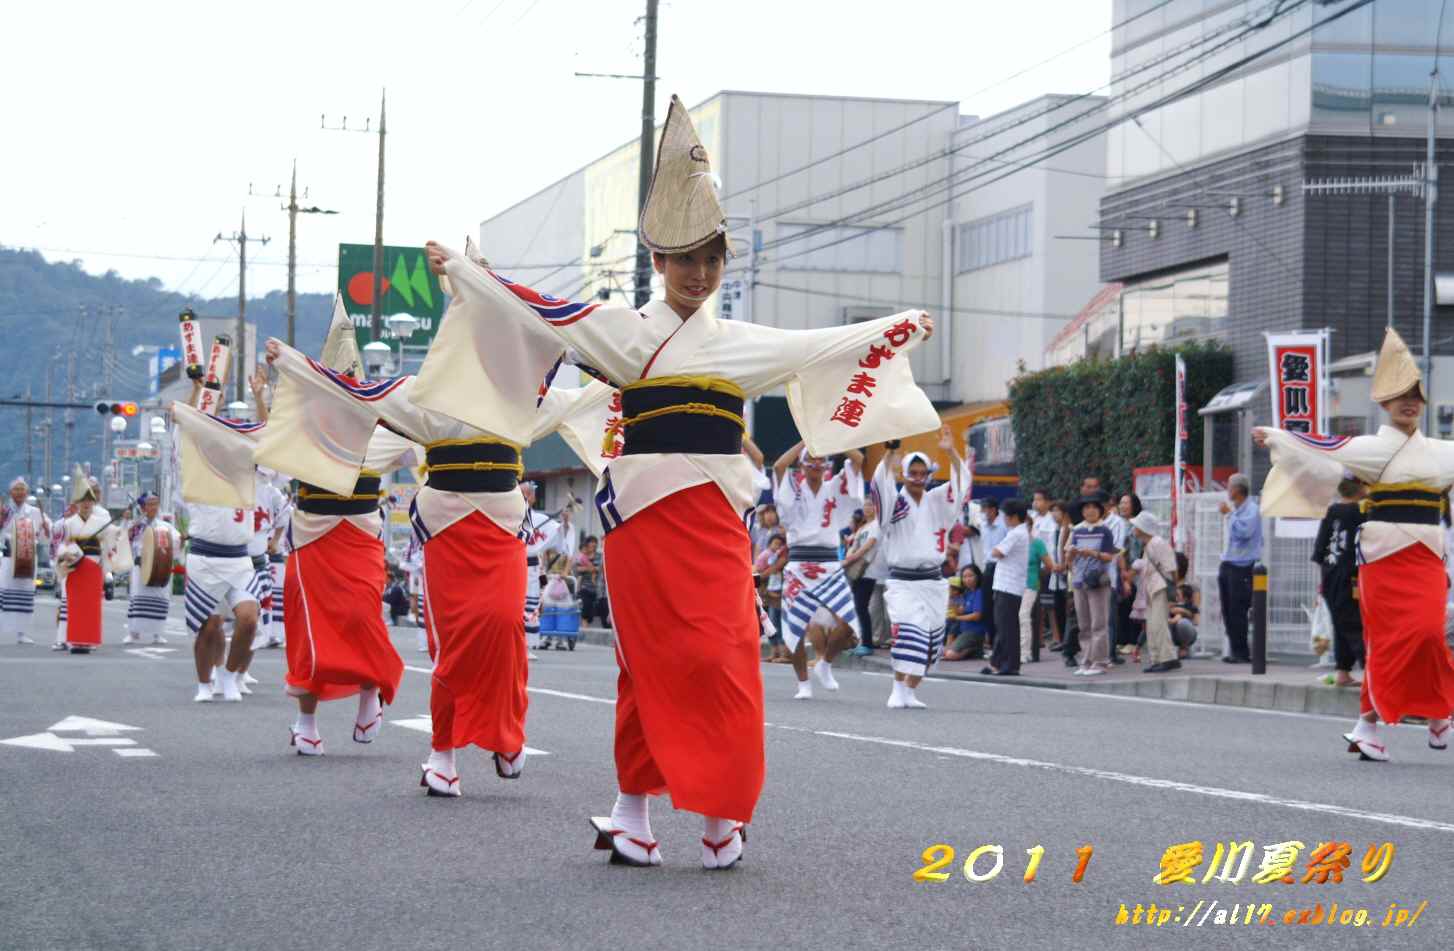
left=901, top=452, right=935, bottom=479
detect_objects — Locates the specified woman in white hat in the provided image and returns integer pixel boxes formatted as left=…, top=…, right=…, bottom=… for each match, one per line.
left=420, top=95, right=941, bottom=869
left=1255, top=327, right=1454, bottom=761
left=1129, top=510, right=1179, bottom=672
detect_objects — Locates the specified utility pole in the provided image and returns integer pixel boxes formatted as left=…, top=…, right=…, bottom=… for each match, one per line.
left=42, top=354, right=54, bottom=492
left=633, top=0, right=659, bottom=308
left=215, top=212, right=270, bottom=403
left=373, top=90, right=387, bottom=341
left=322, top=91, right=387, bottom=340
left=63, top=314, right=77, bottom=479
left=251, top=166, right=337, bottom=347
left=100, top=305, right=116, bottom=482
left=1423, top=66, right=1441, bottom=433
left=25, top=385, right=32, bottom=483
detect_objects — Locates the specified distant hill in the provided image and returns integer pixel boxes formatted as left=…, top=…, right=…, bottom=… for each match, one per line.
left=0, top=246, right=334, bottom=483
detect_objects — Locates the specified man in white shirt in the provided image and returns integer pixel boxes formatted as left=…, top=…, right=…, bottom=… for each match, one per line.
left=986, top=498, right=1030, bottom=675
left=976, top=497, right=1005, bottom=648
left=1102, top=492, right=1130, bottom=664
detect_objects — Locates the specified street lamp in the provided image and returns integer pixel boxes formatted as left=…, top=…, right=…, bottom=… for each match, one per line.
left=109, top=415, right=127, bottom=435
left=385, top=313, right=420, bottom=374
left=150, top=417, right=167, bottom=436
left=362, top=340, right=393, bottom=378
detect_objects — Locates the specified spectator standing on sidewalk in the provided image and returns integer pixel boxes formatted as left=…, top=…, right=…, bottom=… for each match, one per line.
left=844, top=498, right=882, bottom=655
left=1218, top=473, right=1262, bottom=664
left=984, top=498, right=1029, bottom=676
left=1130, top=511, right=1180, bottom=672
left=1102, top=490, right=1132, bottom=665
left=1068, top=493, right=1117, bottom=676
left=976, top=497, right=1006, bottom=650
left=1312, top=478, right=1366, bottom=687
left=1021, top=518, right=1054, bottom=664
left=573, top=536, right=608, bottom=628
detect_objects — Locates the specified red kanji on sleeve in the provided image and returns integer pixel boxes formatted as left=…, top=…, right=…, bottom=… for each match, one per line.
left=858, top=344, right=894, bottom=369
left=883, top=319, right=916, bottom=348
left=846, top=372, right=877, bottom=397
left=830, top=397, right=866, bottom=428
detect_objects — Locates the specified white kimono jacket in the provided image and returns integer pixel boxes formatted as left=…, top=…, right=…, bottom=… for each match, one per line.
left=412, top=253, right=941, bottom=529
left=255, top=341, right=615, bottom=540
left=1262, top=425, right=1454, bottom=563
left=172, top=402, right=265, bottom=509
left=870, top=456, right=971, bottom=572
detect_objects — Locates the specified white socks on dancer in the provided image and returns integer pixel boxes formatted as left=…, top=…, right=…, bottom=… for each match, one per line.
left=607, top=793, right=660, bottom=865
left=193, top=682, right=213, bottom=703
left=219, top=670, right=243, bottom=702
left=793, top=679, right=813, bottom=700
left=888, top=680, right=926, bottom=709
left=702, top=816, right=744, bottom=870
left=291, top=713, right=324, bottom=756
left=812, top=660, right=839, bottom=691
left=427, top=749, right=457, bottom=775
left=354, top=688, right=383, bottom=743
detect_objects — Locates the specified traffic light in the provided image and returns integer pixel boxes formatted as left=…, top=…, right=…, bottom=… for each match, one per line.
left=94, top=401, right=140, bottom=417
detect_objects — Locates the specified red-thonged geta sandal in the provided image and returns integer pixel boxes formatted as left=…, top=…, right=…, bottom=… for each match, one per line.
left=701, top=823, right=747, bottom=870
left=589, top=816, right=661, bottom=867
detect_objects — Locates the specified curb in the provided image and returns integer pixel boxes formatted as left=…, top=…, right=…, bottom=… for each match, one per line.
left=830, top=650, right=1362, bottom=718
left=556, top=630, right=1362, bottom=718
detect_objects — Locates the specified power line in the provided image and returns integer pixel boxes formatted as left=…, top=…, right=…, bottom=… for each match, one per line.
left=753, top=281, right=1078, bottom=323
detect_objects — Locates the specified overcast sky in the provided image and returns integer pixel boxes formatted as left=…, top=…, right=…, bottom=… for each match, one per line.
left=2, top=0, right=1111, bottom=298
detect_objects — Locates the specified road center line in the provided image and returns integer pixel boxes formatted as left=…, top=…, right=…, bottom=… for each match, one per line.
left=773, top=724, right=1454, bottom=835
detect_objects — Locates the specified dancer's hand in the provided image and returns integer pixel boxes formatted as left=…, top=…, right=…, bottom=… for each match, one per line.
left=425, top=241, right=450, bottom=276
left=917, top=312, right=935, bottom=341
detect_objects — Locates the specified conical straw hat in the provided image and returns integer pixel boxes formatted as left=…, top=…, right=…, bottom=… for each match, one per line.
left=69, top=464, right=97, bottom=504
left=320, top=292, right=362, bottom=377
left=638, top=95, right=729, bottom=255
left=1370, top=326, right=1425, bottom=403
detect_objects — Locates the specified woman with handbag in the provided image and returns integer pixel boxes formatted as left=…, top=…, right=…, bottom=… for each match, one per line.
left=1067, top=493, right=1116, bottom=676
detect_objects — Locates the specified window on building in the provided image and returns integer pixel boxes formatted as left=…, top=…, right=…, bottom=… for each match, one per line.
left=955, top=205, right=1033, bottom=274
left=1120, top=260, right=1229, bottom=353
left=776, top=223, right=903, bottom=272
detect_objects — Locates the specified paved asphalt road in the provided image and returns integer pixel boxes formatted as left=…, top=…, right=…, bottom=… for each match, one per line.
left=2, top=596, right=1452, bottom=951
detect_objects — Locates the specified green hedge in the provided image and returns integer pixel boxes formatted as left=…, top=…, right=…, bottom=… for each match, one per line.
left=1008, top=341, right=1234, bottom=500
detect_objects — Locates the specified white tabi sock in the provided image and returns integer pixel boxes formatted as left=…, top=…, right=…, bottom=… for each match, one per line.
left=427, top=748, right=457, bottom=777
left=1351, top=718, right=1378, bottom=741
left=793, top=679, right=813, bottom=700
left=703, top=816, right=734, bottom=841
left=293, top=713, right=318, bottom=736
left=610, top=792, right=652, bottom=840
left=356, top=687, right=381, bottom=724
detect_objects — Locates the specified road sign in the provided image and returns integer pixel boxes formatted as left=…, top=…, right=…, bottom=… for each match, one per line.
left=336, top=244, right=444, bottom=346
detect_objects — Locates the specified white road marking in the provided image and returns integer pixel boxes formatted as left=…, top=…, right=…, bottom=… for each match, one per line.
left=124, top=647, right=176, bottom=660
left=404, top=659, right=1451, bottom=832
left=403, top=664, right=614, bottom=706
left=49, top=716, right=141, bottom=734
left=3, top=716, right=155, bottom=756
left=772, top=724, right=1454, bottom=835
left=2, top=732, right=76, bottom=752
left=387, top=715, right=549, bottom=754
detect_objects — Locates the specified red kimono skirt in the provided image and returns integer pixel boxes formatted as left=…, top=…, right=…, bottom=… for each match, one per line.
left=64, top=557, right=103, bottom=647
left=422, top=511, right=527, bottom=755
left=604, top=482, right=765, bottom=823
left=1358, top=542, right=1454, bottom=724
left=284, top=521, right=402, bottom=705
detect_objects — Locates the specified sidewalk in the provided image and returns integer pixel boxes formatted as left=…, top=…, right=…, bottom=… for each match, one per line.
left=566, top=625, right=1363, bottom=718
left=832, top=648, right=1364, bottom=717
